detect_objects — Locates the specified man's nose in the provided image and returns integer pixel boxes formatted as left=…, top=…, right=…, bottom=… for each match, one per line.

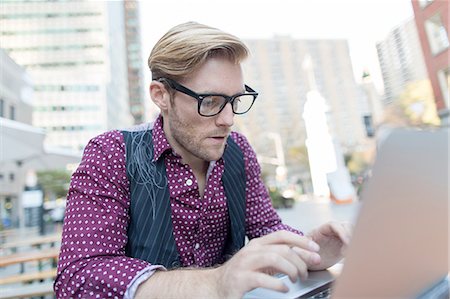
left=216, top=103, right=234, bottom=127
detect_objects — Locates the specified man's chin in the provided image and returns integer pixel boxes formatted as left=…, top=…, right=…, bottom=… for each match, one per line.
left=203, top=147, right=226, bottom=162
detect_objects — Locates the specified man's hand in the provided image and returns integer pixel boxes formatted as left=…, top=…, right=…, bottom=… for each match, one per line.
left=306, top=221, right=353, bottom=271
left=213, top=230, right=321, bottom=298
left=137, top=226, right=352, bottom=299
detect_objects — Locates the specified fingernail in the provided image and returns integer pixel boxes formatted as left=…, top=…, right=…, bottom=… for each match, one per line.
left=309, top=241, right=320, bottom=251
left=300, top=271, right=308, bottom=280
left=310, top=253, right=321, bottom=264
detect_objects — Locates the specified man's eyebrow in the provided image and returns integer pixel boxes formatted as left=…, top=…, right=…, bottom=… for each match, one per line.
left=199, top=88, right=246, bottom=96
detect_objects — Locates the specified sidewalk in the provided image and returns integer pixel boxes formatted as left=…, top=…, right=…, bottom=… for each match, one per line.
left=277, top=196, right=361, bottom=233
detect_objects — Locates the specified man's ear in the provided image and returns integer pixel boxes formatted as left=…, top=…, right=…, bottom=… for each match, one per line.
left=150, top=81, right=171, bottom=112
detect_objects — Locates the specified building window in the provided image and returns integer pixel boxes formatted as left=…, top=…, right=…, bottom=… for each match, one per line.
left=0, top=98, right=4, bottom=117
left=363, top=115, right=375, bottom=137
left=418, top=0, right=433, bottom=8
left=437, top=67, right=450, bottom=108
left=424, top=13, right=450, bottom=55
left=9, top=105, right=15, bottom=120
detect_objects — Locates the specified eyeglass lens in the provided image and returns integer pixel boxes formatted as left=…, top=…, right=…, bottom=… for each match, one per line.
left=199, top=94, right=255, bottom=116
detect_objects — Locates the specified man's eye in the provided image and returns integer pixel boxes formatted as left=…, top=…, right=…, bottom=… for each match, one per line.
left=203, top=96, right=222, bottom=107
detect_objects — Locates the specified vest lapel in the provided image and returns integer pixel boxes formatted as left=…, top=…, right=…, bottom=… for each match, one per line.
left=222, top=137, right=246, bottom=256
left=123, top=130, right=180, bottom=268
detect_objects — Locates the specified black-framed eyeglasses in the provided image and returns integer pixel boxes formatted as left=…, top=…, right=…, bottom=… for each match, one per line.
left=158, top=77, right=258, bottom=117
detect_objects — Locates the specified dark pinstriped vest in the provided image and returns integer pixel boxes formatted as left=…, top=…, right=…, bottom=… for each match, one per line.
left=122, top=129, right=246, bottom=269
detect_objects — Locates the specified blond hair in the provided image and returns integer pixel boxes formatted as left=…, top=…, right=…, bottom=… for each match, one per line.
left=148, top=22, right=249, bottom=81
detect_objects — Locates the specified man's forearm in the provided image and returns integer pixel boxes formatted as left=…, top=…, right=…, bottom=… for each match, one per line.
left=135, top=267, right=221, bottom=298
left=134, top=230, right=326, bottom=298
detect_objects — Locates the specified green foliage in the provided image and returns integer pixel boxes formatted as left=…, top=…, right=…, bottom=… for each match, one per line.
left=37, top=169, right=71, bottom=200
left=385, top=80, right=441, bottom=127
left=399, top=80, right=440, bottom=126
left=346, top=151, right=369, bottom=176
left=268, top=186, right=294, bottom=209
left=268, top=187, right=282, bottom=207
left=287, top=145, right=310, bottom=169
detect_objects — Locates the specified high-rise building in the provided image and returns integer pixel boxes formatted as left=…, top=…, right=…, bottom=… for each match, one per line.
left=0, top=49, right=33, bottom=124
left=360, top=71, right=384, bottom=136
left=411, top=0, right=449, bottom=123
left=124, top=0, right=146, bottom=124
left=1, top=49, right=81, bottom=229
left=1, top=1, right=133, bottom=151
left=239, top=37, right=366, bottom=178
left=376, top=18, right=428, bottom=105
left=0, top=49, right=33, bottom=228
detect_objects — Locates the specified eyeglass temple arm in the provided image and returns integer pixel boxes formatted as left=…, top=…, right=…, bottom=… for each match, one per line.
left=245, top=85, right=257, bottom=94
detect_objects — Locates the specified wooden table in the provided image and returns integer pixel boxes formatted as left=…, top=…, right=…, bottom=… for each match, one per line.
left=0, top=227, right=39, bottom=243
left=0, top=247, right=59, bottom=268
left=0, top=246, right=60, bottom=298
left=1, top=233, right=61, bottom=252
left=0, top=282, right=55, bottom=299
left=0, top=247, right=59, bottom=274
left=0, top=268, right=57, bottom=285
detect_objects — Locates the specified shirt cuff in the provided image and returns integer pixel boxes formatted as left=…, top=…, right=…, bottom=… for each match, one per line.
left=124, top=265, right=166, bottom=299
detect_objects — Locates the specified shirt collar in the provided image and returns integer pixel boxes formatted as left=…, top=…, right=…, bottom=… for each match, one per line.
left=152, top=114, right=173, bottom=162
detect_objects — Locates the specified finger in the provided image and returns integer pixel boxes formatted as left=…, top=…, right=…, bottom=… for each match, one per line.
left=339, top=222, right=353, bottom=254
left=264, top=244, right=310, bottom=281
left=248, top=272, right=289, bottom=293
left=343, top=222, right=354, bottom=241
left=291, top=246, right=321, bottom=269
left=252, top=230, right=320, bottom=252
left=246, top=250, right=300, bottom=282
left=314, top=222, right=350, bottom=245
left=328, top=222, right=351, bottom=245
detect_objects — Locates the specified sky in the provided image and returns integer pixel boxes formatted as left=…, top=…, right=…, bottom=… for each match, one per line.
left=139, top=0, right=414, bottom=93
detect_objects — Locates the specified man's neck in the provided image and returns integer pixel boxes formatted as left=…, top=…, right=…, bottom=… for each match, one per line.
left=178, top=155, right=208, bottom=198
left=161, top=115, right=209, bottom=193
left=181, top=155, right=209, bottom=177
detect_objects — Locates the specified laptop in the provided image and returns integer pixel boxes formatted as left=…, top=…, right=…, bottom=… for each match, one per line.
left=244, top=127, right=449, bottom=298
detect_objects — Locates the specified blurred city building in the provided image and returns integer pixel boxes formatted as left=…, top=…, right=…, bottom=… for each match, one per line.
left=360, top=71, right=384, bottom=136
left=0, top=51, right=34, bottom=124
left=1, top=0, right=133, bottom=151
left=0, top=49, right=35, bottom=227
left=0, top=45, right=82, bottom=230
left=411, top=0, right=449, bottom=124
left=376, top=18, right=428, bottom=105
left=124, top=0, right=147, bottom=124
left=238, top=37, right=367, bottom=184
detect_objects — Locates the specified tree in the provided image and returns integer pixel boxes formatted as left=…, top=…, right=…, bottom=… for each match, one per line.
left=287, top=145, right=310, bottom=169
left=37, top=169, right=71, bottom=201
left=346, top=151, right=370, bottom=176
left=383, top=80, right=441, bottom=127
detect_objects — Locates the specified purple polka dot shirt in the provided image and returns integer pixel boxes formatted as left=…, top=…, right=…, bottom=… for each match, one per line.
left=55, top=115, right=301, bottom=298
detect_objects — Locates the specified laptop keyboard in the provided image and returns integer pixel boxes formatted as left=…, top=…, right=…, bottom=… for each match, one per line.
left=299, top=282, right=333, bottom=299
left=244, top=273, right=335, bottom=298
left=308, top=287, right=332, bottom=298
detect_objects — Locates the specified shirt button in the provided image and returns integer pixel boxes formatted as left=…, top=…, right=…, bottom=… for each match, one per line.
left=194, top=243, right=200, bottom=250
left=186, top=179, right=193, bottom=186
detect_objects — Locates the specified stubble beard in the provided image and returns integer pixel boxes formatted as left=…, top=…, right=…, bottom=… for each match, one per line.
left=168, top=111, right=225, bottom=162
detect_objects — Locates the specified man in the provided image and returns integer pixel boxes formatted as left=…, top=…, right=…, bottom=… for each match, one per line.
left=55, top=22, right=352, bottom=299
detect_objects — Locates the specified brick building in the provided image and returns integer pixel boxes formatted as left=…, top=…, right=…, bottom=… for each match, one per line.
left=411, top=0, right=449, bottom=123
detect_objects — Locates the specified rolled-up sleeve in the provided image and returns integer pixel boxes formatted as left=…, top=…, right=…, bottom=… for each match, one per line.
left=54, top=131, right=152, bottom=298
left=230, top=132, right=303, bottom=239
